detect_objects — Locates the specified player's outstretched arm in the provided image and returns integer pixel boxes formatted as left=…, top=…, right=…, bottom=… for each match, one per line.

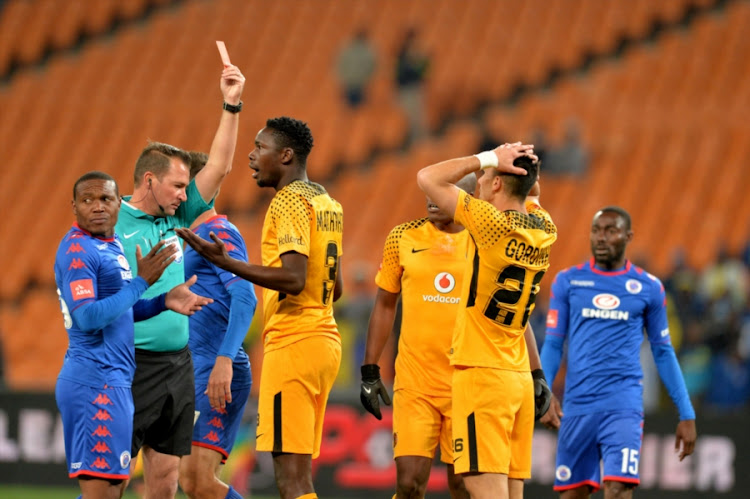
left=194, top=64, right=246, bottom=203
left=164, top=274, right=214, bottom=315
left=360, top=287, right=398, bottom=420
left=176, top=228, right=308, bottom=295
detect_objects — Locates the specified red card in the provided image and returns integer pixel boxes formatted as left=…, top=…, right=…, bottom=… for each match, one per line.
left=216, top=41, right=231, bottom=66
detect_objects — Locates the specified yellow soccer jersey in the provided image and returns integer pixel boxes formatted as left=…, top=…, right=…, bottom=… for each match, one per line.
left=376, top=218, right=471, bottom=397
left=451, top=190, right=557, bottom=370
left=261, top=180, right=343, bottom=351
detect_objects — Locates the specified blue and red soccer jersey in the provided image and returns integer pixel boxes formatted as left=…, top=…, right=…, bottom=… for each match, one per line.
left=184, top=215, right=256, bottom=459
left=542, top=259, right=694, bottom=491
left=54, top=224, right=147, bottom=479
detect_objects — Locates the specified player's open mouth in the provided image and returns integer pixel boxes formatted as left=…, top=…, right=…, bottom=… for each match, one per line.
left=427, top=204, right=439, bottom=212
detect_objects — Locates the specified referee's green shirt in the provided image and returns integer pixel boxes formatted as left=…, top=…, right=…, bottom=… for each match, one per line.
left=115, top=180, right=214, bottom=352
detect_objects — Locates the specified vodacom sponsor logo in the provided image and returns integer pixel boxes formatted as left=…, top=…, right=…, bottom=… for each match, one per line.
left=423, top=272, right=460, bottom=304
left=433, top=272, right=456, bottom=293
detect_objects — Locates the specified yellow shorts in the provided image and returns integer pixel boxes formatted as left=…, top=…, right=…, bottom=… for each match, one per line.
left=392, top=388, right=453, bottom=464
left=256, top=336, right=341, bottom=458
left=451, top=367, right=534, bottom=478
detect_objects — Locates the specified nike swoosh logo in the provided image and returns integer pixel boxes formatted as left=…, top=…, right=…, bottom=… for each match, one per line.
left=256, top=433, right=264, bottom=439
left=123, top=231, right=140, bottom=239
left=363, top=386, right=372, bottom=394
left=411, top=248, right=429, bottom=253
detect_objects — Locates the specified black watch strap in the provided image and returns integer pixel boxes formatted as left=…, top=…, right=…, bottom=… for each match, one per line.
left=222, top=101, right=242, bottom=114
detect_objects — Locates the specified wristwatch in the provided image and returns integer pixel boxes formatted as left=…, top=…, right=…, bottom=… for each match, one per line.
left=222, top=101, right=242, bottom=114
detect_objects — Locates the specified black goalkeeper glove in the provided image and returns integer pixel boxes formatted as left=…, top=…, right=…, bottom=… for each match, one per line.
left=360, top=364, right=392, bottom=420
left=532, top=369, right=552, bottom=420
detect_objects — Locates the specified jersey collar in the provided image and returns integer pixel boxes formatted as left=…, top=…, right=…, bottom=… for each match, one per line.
left=72, top=223, right=116, bottom=242
left=589, top=258, right=631, bottom=276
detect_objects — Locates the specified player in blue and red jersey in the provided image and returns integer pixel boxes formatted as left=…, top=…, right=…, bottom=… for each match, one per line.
left=178, top=152, right=256, bottom=499
left=540, top=206, right=697, bottom=499
left=54, top=171, right=211, bottom=499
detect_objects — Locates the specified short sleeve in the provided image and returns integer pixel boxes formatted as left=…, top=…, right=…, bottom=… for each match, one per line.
left=374, top=225, right=404, bottom=294
left=271, top=189, right=311, bottom=256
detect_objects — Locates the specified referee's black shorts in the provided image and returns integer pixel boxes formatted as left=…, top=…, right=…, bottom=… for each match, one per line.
left=131, top=345, right=195, bottom=457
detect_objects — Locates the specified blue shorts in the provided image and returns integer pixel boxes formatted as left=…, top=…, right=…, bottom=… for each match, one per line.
left=192, top=371, right=251, bottom=463
left=55, top=379, right=133, bottom=480
left=554, top=410, right=644, bottom=492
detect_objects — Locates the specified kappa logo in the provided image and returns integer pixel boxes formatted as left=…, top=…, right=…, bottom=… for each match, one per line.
left=203, top=431, right=220, bottom=443
left=92, top=393, right=113, bottom=406
left=68, top=258, right=86, bottom=270
left=217, top=231, right=230, bottom=239
left=91, top=441, right=112, bottom=454
left=224, top=242, right=236, bottom=252
left=91, top=457, right=109, bottom=470
left=66, top=243, right=85, bottom=254
left=592, top=293, right=620, bottom=310
left=434, top=272, right=456, bottom=293
left=208, top=417, right=225, bottom=429
left=92, top=425, right=112, bottom=437
left=92, top=409, right=113, bottom=421
left=213, top=406, right=228, bottom=415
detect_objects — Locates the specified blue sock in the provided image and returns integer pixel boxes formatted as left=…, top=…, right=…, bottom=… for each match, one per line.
left=76, top=496, right=82, bottom=499
left=225, top=485, right=243, bottom=499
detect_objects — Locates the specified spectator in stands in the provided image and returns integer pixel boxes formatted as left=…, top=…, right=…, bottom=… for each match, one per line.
left=545, top=119, right=589, bottom=176
left=395, top=28, right=430, bottom=142
left=336, top=29, right=377, bottom=108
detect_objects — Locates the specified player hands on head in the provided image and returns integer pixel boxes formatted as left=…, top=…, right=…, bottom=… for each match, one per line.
left=416, top=142, right=557, bottom=499
left=54, top=171, right=211, bottom=499
left=540, top=206, right=697, bottom=499
left=177, top=116, right=343, bottom=499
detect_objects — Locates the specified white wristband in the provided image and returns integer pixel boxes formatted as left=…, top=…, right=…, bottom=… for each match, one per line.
left=474, top=150, right=499, bottom=169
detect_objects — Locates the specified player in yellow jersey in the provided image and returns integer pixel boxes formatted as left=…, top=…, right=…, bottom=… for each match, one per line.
left=360, top=174, right=476, bottom=499
left=177, top=117, right=343, bottom=499
left=416, top=142, right=556, bottom=499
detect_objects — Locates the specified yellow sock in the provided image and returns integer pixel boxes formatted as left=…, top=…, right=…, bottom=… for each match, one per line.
left=295, top=494, right=318, bottom=499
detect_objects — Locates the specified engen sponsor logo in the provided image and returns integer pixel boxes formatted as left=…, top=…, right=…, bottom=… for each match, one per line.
left=585, top=293, right=628, bottom=320
left=592, top=293, right=620, bottom=309
left=582, top=308, right=630, bottom=320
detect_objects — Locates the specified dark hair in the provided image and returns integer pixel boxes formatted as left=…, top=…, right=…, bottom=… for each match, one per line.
left=187, top=151, right=209, bottom=180
left=598, top=205, right=632, bottom=231
left=497, top=155, right=540, bottom=200
left=133, top=142, right=192, bottom=187
left=265, top=116, right=314, bottom=165
left=73, top=171, right=118, bottom=199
